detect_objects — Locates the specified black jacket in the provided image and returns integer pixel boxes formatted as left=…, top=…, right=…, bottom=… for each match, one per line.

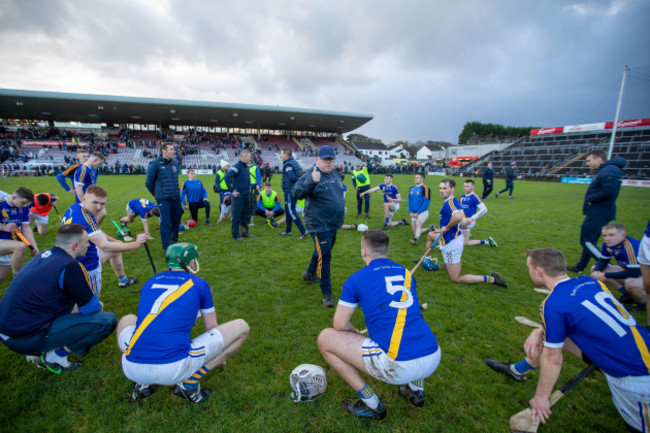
left=145, top=157, right=180, bottom=200
left=583, top=157, right=626, bottom=220
left=281, top=156, right=302, bottom=193
left=292, top=167, right=345, bottom=233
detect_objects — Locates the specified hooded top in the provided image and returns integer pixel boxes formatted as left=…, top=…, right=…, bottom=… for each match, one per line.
left=583, top=156, right=627, bottom=220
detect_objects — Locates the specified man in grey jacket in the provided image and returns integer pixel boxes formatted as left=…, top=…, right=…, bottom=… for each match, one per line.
left=293, top=145, right=345, bottom=307
left=145, top=143, right=182, bottom=252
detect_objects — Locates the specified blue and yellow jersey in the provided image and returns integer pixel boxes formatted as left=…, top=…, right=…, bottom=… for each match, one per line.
left=124, top=271, right=215, bottom=364
left=600, top=237, right=640, bottom=270
left=0, top=198, right=30, bottom=241
left=128, top=198, right=158, bottom=220
left=379, top=184, right=400, bottom=203
left=73, top=164, right=98, bottom=203
left=342, top=183, right=347, bottom=199
left=408, top=184, right=430, bottom=214
left=339, top=258, right=438, bottom=361
left=439, top=197, right=463, bottom=245
left=62, top=203, right=100, bottom=271
left=459, top=193, right=481, bottom=218
left=540, top=276, right=650, bottom=377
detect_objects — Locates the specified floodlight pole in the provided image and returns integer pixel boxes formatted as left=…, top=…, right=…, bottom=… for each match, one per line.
left=608, top=65, right=628, bottom=160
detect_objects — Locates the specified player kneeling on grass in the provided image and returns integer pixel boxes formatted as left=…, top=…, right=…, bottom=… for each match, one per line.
left=0, top=224, right=117, bottom=374
left=459, top=179, right=497, bottom=247
left=485, top=248, right=650, bottom=433
left=0, top=187, right=39, bottom=280
left=317, top=230, right=441, bottom=421
left=425, top=179, right=507, bottom=288
left=589, top=223, right=646, bottom=312
left=360, top=174, right=408, bottom=230
left=29, top=192, right=59, bottom=235
left=120, top=198, right=160, bottom=240
left=117, top=242, right=250, bottom=404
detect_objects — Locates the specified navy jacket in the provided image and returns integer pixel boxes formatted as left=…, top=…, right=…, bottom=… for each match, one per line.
left=281, top=156, right=302, bottom=193
left=224, top=160, right=252, bottom=196
left=583, top=157, right=626, bottom=220
left=292, top=167, right=345, bottom=233
left=145, top=157, right=181, bottom=200
left=505, top=168, right=516, bottom=182
left=482, top=167, right=493, bottom=182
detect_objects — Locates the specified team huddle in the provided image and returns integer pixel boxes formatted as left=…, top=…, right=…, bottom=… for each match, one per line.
left=0, top=145, right=648, bottom=431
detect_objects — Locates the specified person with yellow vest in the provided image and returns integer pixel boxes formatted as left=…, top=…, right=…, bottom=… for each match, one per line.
left=248, top=162, right=262, bottom=225
left=352, top=161, right=371, bottom=218
left=213, top=159, right=230, bottom=201
left=256, top=183, right=286, bottom=228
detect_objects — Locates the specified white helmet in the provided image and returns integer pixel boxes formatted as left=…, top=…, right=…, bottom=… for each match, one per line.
left=356, top=223, right=369, bottom=232
left=290, top=364, right=327, bottom=403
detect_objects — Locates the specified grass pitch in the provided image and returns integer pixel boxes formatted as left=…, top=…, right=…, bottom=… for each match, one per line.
left=0, top=173, right=647, bottom=432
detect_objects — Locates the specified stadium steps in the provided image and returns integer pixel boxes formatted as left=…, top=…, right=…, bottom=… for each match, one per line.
left=546, top=153, right=586, bottom=175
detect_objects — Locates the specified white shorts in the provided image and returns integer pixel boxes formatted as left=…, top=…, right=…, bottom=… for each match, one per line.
left=411, top=210, right=429, bottom=224
left=440, top=235, right=464, bottom=265
left=605, top=373, right=650, bottom=432
left=0, top=253, right=9, bottom=266
left=386, top=202, right=400, bottom=216
left=120, top=326, right=225, bottom=386
left=361, top=338, right=441, bottom=385
left=29, top=211, right=48, bottom=225
left=637, top=235, right=650, bottom=266
left=87, top=264, right=102, bottom=296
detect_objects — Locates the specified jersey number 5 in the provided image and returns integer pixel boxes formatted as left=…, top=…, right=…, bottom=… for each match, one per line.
left=385, top=275, right=413, bottom=309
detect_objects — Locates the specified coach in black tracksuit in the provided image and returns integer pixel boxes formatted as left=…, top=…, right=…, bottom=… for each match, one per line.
left=569, top=150, right=627, bottom=273
left=496, top=162, right=517, bottom=199
left=293, top=145, right=345, bottom=308
left=145, top=143, right=182, bottom=252
left=482, top=162, right=494, bottom=199
left=280, top=149, right=307, bottom=237
left=224, top=150, right=253, bottom=241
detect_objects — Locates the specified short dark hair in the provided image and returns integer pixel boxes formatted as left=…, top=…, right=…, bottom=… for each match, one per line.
left=415, top=172, right=425, bottom=179
left=587, top=149, right=607, bottom=160
left=85, top=185, right=107, bottom=198
left=282, top=149, right=292, bottom=157
left=56, top=224, right=87, bottom=247
left=526, top=248, right=567, bottom=277
left=188, top=168, right=196, bottom=173
left=36, top=193, right=50, bottom=206
left=14, top=186, right=34, bottom=201
left=149, top=207, right=161, bottom=217
left=464, top=179, right=475, bottom=185
left=441, top=179, right=456, bottom=188
left=385, top=173, right=393, bottom=178
left=159, top=142, right=174, bottom=153
left=362, top=230, right=390, bottom=259
left=263, top=182, right=272, bottom=187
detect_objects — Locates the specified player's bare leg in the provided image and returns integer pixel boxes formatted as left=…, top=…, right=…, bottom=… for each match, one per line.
left=446, top=262, right=489, bottom=284
left=0, top=240, right=27, bottom=278
left=317, top=328, right=368, bottom=390
left=641, top=264, right=650, bottom=329
left=203, top=319, right=250, bottom=369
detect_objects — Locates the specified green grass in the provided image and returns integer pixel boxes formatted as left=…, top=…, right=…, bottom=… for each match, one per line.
left=0, top=173, right=648, bottom=433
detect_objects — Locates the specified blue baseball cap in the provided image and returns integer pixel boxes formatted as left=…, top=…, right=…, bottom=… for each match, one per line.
left=317, top=145, right=336, bottom=159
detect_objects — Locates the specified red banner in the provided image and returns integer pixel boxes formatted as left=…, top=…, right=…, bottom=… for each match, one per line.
left=530, top=118, right=650, bottom=136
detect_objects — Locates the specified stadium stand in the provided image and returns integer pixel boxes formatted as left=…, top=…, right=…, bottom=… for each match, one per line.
left=464, top=124, right=650, bottom=180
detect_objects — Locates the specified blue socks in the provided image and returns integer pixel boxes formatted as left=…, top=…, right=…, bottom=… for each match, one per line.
left=513, top=358, right=535, bottom=375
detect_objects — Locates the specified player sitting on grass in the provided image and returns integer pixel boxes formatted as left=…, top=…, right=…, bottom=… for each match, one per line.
left=0, top=224, right=116, bottom=374
left=360, top=174, right=408, bottom=230
left=485, top=248, right=650, bottom=433
left=256, top=183, right=286, bottom=228
left=424, top=179, right=507, bottom=288
left=120, top=198, right=160, bottom=240
left=28, top=193, right=59, bottom=235
left=0, top=187, right=39, bottom=280
left=318, top=230, right=441, bottom=421
left=588, top=223, right=646, bottom=312
left=459, top=179, right=497, bottom=247
left=117, top=242, right=250, bottom=404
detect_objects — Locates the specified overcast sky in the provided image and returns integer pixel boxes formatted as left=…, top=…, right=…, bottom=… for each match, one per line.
left=1, top=0, right=649, bottom=143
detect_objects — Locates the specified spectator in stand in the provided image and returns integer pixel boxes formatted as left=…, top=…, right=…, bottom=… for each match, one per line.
left=181, top=169, right=211, bottom=226
left=29, top=193, right=59, bottom=235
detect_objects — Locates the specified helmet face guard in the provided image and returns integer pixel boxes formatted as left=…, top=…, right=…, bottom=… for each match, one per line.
left=422, top=256, right=439, bottom=271
left=166, top=243, right=200, bottom=273
left=290, top=364, right=327, bottom=403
